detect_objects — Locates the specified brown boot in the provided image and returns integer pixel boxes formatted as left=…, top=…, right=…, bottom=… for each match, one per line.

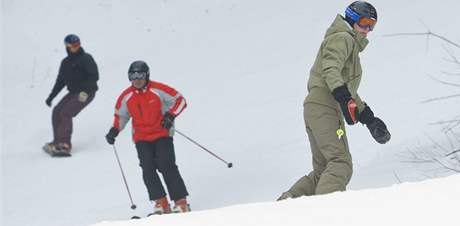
left=172, top=198, right=191, bottom=213
left=151, top=197, right=171, bottom=215
left=43, top=142, right=71, bottom=157
left=276, top=191, right=294, bottom=201
left=54, top=143, right=72, bottom=156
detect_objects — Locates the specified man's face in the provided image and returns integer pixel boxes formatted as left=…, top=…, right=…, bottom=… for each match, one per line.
left=353, top=23, right=371, bottom=37
left=132, top=79, right=147, bottom=89
left=66, top=43, right=80, bottom=53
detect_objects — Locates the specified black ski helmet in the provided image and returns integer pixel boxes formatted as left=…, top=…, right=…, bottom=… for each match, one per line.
left=345, top=1, right=377, bottom=27
left=128, top=60, right=150, bottom=81
left=64, top=34, right=80, bottom=45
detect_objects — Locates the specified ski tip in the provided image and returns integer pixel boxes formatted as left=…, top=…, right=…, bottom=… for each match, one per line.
left=131, top=216, right=141, bottom=220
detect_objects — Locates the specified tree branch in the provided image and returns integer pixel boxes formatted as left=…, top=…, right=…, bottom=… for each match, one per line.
left=384, top=31, right=460, bottom=49
left=429, top=119, right=460, bottom=125
left=393, top=170, right=402, bottom=184
left=433, top=158, right=460, bottom=173
left=428, top=74, right=460, bottom=88
left=445, top=149, right=460, bottom=157
left=420, top=93, right=460, bottom=103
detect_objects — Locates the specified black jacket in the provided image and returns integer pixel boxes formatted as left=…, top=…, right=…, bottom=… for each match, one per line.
left=48, top=47, right=99, bottom=100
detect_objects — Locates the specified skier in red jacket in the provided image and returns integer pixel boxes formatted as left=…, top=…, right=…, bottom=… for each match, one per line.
left=105, top=61, right=189, bottom=214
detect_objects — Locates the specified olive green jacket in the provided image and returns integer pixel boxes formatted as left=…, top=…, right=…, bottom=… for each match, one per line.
left=304, top=14, right=369, bottom=113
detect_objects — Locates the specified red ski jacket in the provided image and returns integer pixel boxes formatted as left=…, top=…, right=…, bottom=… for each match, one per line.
left=112, top=81, right=187, bottom=143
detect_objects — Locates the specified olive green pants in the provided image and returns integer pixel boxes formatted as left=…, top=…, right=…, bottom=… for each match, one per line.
left=288, top=103, right=353, bottom=196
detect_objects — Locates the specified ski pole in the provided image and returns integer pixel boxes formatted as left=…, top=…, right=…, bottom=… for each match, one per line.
left=175, top=129, right=233, bottom=168
left=111, top=144, right=137, bottom=210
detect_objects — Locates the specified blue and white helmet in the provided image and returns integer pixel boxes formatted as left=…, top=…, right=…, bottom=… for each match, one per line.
left=345, top=1, right=377, bottom=23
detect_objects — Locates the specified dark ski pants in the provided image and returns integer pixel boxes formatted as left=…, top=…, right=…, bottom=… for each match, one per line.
left=135, top=137, right=189, bottom=201
left=52, top=92, right=95, bottom=146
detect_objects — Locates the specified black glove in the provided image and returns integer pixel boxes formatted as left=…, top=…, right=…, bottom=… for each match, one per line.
left=332, top=85, right=359, bottom=125
left=161, top=112, right=175, bottom=129
left=366, top=117, right=391, bottom=144
left=358, top=104, right=375, bottom=125
left=105, top=127, right=119, bottom=145
left=45, top=97, right=53, bottom=107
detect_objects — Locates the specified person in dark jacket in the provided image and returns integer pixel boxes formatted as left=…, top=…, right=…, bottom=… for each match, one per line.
left=43, top=34, right=99, bottom=156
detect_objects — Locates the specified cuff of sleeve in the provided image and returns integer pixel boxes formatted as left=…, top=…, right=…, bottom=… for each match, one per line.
left=331, top=85, right=352, bottom=102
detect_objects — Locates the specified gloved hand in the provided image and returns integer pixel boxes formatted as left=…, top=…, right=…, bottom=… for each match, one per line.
left=358, top=104, right=375, bottom=124
left=78, top=91, right=89, bottom=103
left=332, top=85, right=359, bottom=125
left=105, top=127, right=119, bottom=145
left=45, top=97, right=53, bottom=107
left=366, top=117, right=391, bottom=144
left=357, top=104, right=391, bottom=144
left=161, top=112, right=175, bottom=129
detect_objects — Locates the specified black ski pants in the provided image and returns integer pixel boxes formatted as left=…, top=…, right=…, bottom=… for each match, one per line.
left=135, top=137, right=189, bottom=201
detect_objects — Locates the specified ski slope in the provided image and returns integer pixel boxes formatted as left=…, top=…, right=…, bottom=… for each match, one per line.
left=2, top=0, right=460, bottom=226
left=91, top=174, right=460, bottom=226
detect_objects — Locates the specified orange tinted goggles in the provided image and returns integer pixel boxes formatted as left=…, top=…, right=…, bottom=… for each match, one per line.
left=357, top=17, right=377, bottom=31
left=65, top=43, right=80, bottom=49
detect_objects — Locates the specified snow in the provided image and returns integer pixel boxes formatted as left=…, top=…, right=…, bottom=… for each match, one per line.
left=91, top=174, right=460, bottom=226
left=2, top=0, right=460, bottom=226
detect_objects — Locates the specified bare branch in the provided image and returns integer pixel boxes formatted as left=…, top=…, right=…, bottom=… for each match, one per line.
left=420, top=93, right=460, bottom=103
left=447, top=129, right=460, bottom=143
left=393, top=170, right=402, bottom=184
left=419, top=19, right=430, bottom=32
left=441, top=71, right=460, bottom=76
left=428, top=74, right=460, bottom=88
left=384, top=32, right=431, bottom=37
left=441, top=45, right=460, bottom=65
left=433, top=158, right=460, bottom=173
left=444, top=120, right=460, bottom=132
left=401, top=160, right=434, bottom=164
left=429, top=119, right=460, bottom=125
left=384, top=31, right=460, bottom=49
left=445, top=149, right=460, bottom=157
left=443, top=130, right=455, bottom=150
left=424, top=133, right=448, bottom=152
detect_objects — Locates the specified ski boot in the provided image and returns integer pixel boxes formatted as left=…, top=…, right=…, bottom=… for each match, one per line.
left=172, top=198, right=191, bottom=213
left=148, top=197, right=171, bottom=216
left=43, top=142, right=56, bottom=154
left=276, top=191, right=294, bottom=201
left=43, top=142, right=71, bottom=157
left=53, top=143, right=72, bottom=157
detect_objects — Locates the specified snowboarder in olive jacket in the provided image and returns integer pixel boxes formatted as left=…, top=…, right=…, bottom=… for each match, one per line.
left=278, top=1, right=391, bottom=200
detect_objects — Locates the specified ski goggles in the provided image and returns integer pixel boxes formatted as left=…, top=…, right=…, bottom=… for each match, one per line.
left=356, top=17, right=376, bottom=31
left=345, top=7, right=377, bottom=31
left=128, top=71, right=148, bottom=81
left=65, top=42, right=80, bottom=49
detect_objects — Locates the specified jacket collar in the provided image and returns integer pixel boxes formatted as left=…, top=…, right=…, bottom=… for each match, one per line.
left=326, top=15, right=369, bottom=52
left=66, top=47, right=84, bottom=57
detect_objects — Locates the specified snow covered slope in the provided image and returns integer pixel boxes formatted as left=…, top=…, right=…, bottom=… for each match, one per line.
left=91, top=174, right=460, bottom=226
left=2, top=0, right=460, bottom=226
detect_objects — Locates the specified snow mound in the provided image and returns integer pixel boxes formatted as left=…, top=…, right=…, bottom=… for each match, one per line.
left=91, top=174, right=460, bottom=226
